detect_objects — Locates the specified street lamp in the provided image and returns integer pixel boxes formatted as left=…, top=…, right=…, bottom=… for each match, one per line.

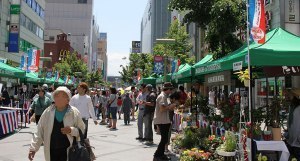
left=155, top=39, right=176, bottom=82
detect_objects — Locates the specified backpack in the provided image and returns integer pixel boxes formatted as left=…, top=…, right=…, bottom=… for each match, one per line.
left=117, top=97, right=123, bottom=106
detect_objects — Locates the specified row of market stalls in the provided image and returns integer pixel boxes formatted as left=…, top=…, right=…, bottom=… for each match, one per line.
left=0, top=62, right=75, bottom=138
left=140, top=27, right=300, bottom=87
left=139, top=27, right=300, bottom=160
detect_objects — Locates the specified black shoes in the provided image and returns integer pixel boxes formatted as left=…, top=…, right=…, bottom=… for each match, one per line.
left=135, top=137, right=143, bottom=140
left=153, top=155, right=170, bottom=161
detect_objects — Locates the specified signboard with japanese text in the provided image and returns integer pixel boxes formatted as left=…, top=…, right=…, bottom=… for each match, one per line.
left=263, top=66, right=300, bottom=77
left=132, top=41, right=141, bottom=53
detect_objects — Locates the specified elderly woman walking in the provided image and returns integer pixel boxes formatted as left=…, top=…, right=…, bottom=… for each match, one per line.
left=28, top=86, right=85, bottom=161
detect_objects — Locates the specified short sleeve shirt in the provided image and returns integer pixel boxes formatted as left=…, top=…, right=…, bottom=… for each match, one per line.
left=144, top=92, right=157, bottom=114
left=154, top=92, right=171, bottom=124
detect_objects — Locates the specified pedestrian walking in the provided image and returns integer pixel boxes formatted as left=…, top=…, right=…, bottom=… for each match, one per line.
left=69, top=82, right=98, bottom=139
left=153, top=82, right=176, bottom=161
left=122, top=93, right=132, bottom=125
left=28, top=86, right=85, bottom=161
left=117, top=92, right=123, bottom=119
left=129, top=86, right=137, bottom=121
left=27, top=88, right=52, bottom=125
left=136, top=84, right=147, bottom=141
left=143, top=84, right=157, bottom=145
left=107, top=87, right=118, bottom=130
left=33, top=84, right=53, bottom=103
left=92, top=91, right=100, bottom=120
left=99, top=90, right=109, bottom=125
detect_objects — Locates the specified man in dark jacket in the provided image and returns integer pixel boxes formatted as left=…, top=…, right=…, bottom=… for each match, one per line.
left=143, top=84, right=157, bottom=145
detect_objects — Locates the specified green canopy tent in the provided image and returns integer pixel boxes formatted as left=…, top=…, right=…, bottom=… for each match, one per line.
left=172, top=55, right=213, bottom=83
left=25, top=72, right=53, bottom=84
left=0, top=62, right=25, bottom=78
left=194, top=28, right=300, bottom=77
left=171, top=64, right=192, bottom=84
left=155, top=73, right=172, bottom=84
left=138, top=74, right=158, bottom=85
left=25, top=72, right=43, bottom=84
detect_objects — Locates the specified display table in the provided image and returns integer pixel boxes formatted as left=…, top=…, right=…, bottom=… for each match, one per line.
left=0, top=109, right=18, bottom=138
left=255, top=140, right=290, bottom=161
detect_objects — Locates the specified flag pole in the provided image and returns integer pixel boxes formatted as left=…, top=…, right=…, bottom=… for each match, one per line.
left=246, top=0, right=254, bottom=160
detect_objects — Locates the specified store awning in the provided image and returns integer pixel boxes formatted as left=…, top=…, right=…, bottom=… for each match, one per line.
left=0, top=62, right=25, bottom=78
left=26, top=72, right=43, bottom=84
left=194, top=28, right=300, bottom=76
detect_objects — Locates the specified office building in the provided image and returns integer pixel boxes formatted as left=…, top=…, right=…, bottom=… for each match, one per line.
left=141, top=0, right=171, bottom=53
left=97, top=33, right=108, bottom=81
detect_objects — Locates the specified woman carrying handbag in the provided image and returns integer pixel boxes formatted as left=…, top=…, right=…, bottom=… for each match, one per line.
left=28, top=87, right=85, bottom=161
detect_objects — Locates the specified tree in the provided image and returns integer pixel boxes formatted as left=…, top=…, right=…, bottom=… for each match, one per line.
left=169, top=0, right=246, bottom=59
left=153, top=19, right=194, bottom=64
left=119, top=53, right=154, bottom=85
left=54, top=53, right=88, bottom=81
left=86, top=71, right=104, bottom=87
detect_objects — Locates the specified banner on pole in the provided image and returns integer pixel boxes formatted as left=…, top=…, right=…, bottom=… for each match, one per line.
left=154, top=55, right=164, bottom=74
left=249, top=0, right=266, bottom=44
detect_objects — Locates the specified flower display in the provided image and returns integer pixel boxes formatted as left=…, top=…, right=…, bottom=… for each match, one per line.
left=180, top=148, right=212, bottom=161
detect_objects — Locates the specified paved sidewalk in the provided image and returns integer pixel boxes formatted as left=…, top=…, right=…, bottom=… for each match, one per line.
left=0, top=119, right=179, bottom=161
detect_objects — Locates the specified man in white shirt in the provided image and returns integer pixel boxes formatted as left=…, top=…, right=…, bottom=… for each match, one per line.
left=70, top=82, right=98, bottom=138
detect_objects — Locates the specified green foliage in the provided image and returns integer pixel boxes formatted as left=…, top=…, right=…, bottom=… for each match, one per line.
left=169, top=0, right=245, bottom=59
left=86, top=71, right=104, bottom=87
left=54, top=53, right=88, bottom=81
left=119, top=53, right=154, bottom=85
left=153, top=19, right=194, bottom=64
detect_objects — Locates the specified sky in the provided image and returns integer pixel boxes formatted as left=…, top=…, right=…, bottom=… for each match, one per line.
left=93, top=0, right=148, bottom=76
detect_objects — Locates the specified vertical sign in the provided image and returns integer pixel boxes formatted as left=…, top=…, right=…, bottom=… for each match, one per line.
left=285, top=0, right=300, bottom=23
left=154, top=55, right=163, bottom=74
left=8, top=4, right=20, bottom=53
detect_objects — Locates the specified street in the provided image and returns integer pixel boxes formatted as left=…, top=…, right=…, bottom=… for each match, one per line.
left=0, top=119, right=179, bottom=161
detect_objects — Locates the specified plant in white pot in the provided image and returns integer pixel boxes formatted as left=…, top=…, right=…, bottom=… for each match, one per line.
left=216, top=131, right=237, bottom=156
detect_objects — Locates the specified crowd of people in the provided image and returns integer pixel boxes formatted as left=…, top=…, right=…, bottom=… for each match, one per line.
left=22, top=81, right=193, bottom=161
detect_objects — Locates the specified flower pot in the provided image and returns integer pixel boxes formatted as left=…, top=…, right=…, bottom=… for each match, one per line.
left=272, top=128, right=281, bottom=141
left=244, top=79, right=250, bottom=87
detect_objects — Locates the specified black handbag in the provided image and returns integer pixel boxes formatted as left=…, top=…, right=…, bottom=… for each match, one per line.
left=68, top=128, right=91, bottom=161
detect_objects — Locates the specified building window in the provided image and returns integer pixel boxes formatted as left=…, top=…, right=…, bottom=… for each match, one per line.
left=36, top=4, right=40, bottom=16
left=49, top=36, right=54, bottom=41
left=27, top=0, right=32, bottom=7
left=78, top=0, right=87, bottom=4
left=32, top=0, right=36, bottom=11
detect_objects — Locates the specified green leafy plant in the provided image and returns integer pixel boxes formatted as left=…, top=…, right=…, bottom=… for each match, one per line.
left=217, top=131, right=237, bottom=152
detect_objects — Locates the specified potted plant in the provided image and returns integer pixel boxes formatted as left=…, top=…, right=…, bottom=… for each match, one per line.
left=234, top=68, right=258, bottom=87
left=269, top=96, right=282, bottom=141
left=216, top=131, right=237, bottom=156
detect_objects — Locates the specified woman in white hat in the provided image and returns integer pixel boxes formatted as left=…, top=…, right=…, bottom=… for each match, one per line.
left=28, top=86, right=85, bottom=161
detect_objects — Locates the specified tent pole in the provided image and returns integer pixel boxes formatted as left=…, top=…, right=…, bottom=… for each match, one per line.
left=246, top=0, right=254, bottom=159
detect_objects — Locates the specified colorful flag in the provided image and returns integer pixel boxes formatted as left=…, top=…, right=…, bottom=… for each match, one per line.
left=20, top=55, right=25, bottom=70
left=64, top=76, right=70, bottom=84
left=171, top=59, right=181, bottom=73
left=249, top=0, right=266, bottom=44
left=28, top=49, right=40, bottom=72
left=54, top=71, right=60, bottom=82
left=137, top=70, right=141, bottom=81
